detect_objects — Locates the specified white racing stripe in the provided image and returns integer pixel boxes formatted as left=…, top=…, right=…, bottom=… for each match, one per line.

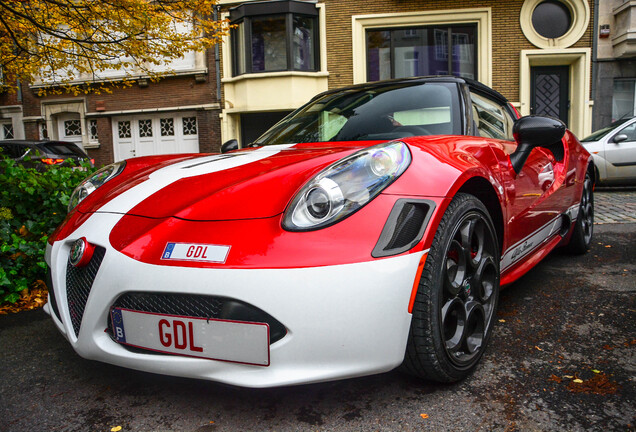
left=98, top=144, right=295, bottom=215
left=501, top=199, right=582, bottom=272
left=501, top=216, right=562, bottom=271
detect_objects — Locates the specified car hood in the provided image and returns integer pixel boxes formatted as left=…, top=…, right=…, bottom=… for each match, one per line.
left=88, top=144, right=363, bottom=221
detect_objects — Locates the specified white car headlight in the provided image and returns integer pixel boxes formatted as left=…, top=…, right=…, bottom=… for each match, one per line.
left=68, top=161, right=126, bottom=211
left=283, top=141, right=411, bottom=231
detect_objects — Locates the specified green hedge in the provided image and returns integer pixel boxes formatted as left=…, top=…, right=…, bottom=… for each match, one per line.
left=0, top=155, right=96, bottom=304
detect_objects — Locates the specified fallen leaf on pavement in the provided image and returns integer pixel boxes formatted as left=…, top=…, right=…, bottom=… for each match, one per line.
left=568, top=373, right=619, bottom=395
left=549, top=374, right=562, bottom=383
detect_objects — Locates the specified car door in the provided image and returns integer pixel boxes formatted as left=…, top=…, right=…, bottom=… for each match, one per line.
left=604, top=120, right=636, bottom=182
left=470, top=91, right=567, bottom=271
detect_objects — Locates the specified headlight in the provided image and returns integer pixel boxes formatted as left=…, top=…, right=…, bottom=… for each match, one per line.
left=283, top=141, right=411, bottom=231
left=68, top=161, right=126, bottom=211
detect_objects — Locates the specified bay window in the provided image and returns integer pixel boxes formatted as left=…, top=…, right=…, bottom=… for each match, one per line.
left=230, top=0, right=319, bottom=75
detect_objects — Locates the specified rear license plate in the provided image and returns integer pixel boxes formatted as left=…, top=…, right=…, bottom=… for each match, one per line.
left=110, top=308, right=270, bottom=366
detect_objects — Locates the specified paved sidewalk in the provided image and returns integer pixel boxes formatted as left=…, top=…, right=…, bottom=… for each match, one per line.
left=594, top=187, right=636, bottom=224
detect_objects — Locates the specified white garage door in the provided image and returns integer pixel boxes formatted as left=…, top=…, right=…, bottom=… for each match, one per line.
left=113, top=113, right=199, bottom=161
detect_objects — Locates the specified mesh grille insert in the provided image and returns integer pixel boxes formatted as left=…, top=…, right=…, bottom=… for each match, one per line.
left=372, top=199, right=434, bottom=258
left=108, top=292, right=287, bottom=345
left=66, top=246, right=106, bottom=337
left=385, top=203, right=427, bottom=250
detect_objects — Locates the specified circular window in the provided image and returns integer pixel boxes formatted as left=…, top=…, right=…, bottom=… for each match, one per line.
left=520, top=0, right=589, bottom=49
left=532, top=1, right=572, bottom=39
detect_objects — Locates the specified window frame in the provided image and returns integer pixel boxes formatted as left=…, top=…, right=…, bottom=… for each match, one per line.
left=469, top=91, right=516, bottom=141
left=365, top=24, right=478, bottom=82
left=1, top=120, right=15, bottom=140
left=230, top=1, right=320, bottom=76
left=612, top=78, right=636, bottom=120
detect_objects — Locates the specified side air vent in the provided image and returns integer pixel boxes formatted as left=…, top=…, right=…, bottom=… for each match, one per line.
left=372, top=199, right=435, bottom=258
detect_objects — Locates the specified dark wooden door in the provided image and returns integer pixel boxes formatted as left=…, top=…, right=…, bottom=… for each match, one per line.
left=531, top=66, right=569, bottom=125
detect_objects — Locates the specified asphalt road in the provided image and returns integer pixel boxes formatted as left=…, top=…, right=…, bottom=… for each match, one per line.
left=1, top=223, right=634, bottom=432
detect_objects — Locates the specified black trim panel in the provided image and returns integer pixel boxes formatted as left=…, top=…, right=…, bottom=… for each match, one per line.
left=372, top=199, right=435, bottom=258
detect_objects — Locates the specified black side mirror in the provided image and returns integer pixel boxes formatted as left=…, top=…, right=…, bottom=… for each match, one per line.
left=612, top=133, right=628, bottom=144
left=510, top=115, right=565, bottom=174
left=221, top=139, right=239, bottom=154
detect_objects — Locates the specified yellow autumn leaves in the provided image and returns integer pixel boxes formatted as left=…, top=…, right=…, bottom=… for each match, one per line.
left=0, top=0, right=232, bottom=93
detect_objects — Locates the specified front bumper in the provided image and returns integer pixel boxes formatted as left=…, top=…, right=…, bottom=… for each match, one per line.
left=45, top=212, right=423, bottom=387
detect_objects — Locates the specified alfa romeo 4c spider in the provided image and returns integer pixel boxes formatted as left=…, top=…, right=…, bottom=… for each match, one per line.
left=45, top=76, right=594, bottom=387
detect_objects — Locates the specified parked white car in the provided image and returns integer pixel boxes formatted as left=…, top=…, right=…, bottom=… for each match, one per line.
left=581, top=117, right=636, bottom=185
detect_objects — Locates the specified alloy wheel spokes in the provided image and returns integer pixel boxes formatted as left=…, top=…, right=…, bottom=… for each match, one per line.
left=441, top=212, right=497, bottom=366
left=464, top=301, right=486, bottom=354
left=460, top=217, right=485, bottom=268
left=472, top=256, right=496, bottom=304
left=445, top=240, right=466, bottom=296
left=442, top=298, right=466, bottom=352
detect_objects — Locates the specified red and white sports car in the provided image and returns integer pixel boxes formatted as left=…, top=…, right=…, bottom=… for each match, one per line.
left=45, top=77, right=594, bottom=387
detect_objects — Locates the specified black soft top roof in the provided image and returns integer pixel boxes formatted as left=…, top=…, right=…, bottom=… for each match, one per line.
left=311, top=76, right=510, bottom=106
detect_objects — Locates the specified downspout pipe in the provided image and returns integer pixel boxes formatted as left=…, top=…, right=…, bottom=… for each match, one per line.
left=591, top=0, right=599, bottom=130
left=214, top=5, right=222, bottom=102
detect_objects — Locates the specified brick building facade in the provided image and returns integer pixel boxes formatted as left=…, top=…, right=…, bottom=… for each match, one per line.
left=218, top=0, right=596, bottom=145
left=1, top=0, right=600, bottom=167
left=593, top=0, right=636, bottom=129
left=0, top=47, right=223, bottom=167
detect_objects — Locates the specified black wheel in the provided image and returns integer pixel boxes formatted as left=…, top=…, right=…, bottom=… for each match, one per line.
left=402, top=193, right=500, bottom=382
left=565, top=170, right=594, bottom=254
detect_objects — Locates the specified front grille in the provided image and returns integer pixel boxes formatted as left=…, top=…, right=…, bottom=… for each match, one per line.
left=66, top=246, right=106, bottom=337
left=108, top=292, right=287, bottom=344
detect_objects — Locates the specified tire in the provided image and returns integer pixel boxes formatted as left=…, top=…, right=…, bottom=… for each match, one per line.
left=565, top=170, right=594, bottom=254
left=402, top=193, right=500, bottom=382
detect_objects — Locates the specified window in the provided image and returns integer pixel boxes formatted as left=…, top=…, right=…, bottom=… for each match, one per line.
left=471, top=92, right=515, bottom=140
left=613, top=79, right=636, bottom=121
left=366, top=25, right=477, bottom=82
left=520, top=0, right=589, bottom=49
left=183, top=117, right=197, bottom=135
left=617, top=123, right=636, bottom=142
left=118, top=121, right=131, bottom=139
left=64, top=119, right=82, bottom=137
left=139, top=119, right=153, bottom=137
left=531, top=0, right=572, bottom=39
left=39, top=122, right=48, bottom=140
left=89, top=120, right=98, bottom=141
left=255, top=82, right=461, bottom=145
left=230, top=1, right=319, bottom=75
left=0, top=143, right=26, bottom=158
left=1, top=121, right=14, bottom=140
left=160, top=118, right=175, bottom=136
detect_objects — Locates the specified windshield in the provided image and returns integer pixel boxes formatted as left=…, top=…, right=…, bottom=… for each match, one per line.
left=255, top=82, right=462, bottom=146
left=40, top=142, right=86, bottom=157
left=581, top=118, right=632, bottom=142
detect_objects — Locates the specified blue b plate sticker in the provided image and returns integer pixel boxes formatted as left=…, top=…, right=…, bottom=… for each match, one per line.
left=161, top=242, right=230, bottom=263
left=111, top=307, right=126, bottom=343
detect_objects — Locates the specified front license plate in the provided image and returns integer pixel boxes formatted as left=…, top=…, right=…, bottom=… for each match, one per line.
left=110, top=308, right=270, bottom=366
